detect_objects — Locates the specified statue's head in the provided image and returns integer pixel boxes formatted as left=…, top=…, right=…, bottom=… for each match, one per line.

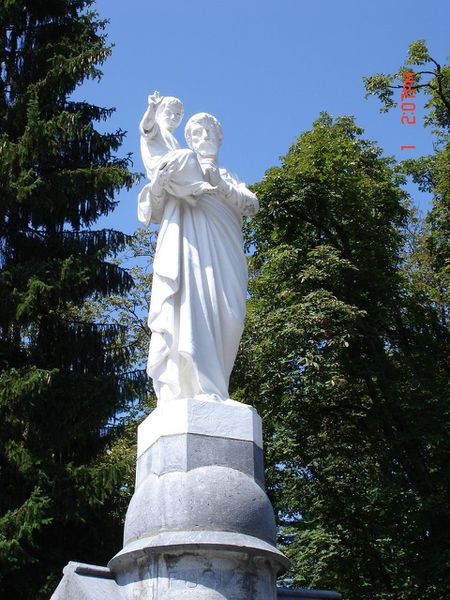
left=156, top=96, right=184, bottom=132
left=185, top=112, right=223, bottom=158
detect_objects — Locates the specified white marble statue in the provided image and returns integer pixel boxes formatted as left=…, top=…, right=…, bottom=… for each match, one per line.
left=138, top=94, right=259, bottom=403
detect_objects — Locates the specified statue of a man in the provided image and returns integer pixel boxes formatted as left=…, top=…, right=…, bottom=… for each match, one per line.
left=138, top=97, right=258, bottom=403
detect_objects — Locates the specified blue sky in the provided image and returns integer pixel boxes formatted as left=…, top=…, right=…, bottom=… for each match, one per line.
left=77, top=0, right=450, bottom=233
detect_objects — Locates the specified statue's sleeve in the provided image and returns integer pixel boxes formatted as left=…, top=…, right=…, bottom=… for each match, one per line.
left=218, top=169, right=259, bottom=216
left=137, top=183, right=165, bottom=226
left=139, top=104, right=159, bottom=139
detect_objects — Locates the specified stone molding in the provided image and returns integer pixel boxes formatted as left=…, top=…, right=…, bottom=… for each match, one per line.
left=137, top=398, right=263, bottom=458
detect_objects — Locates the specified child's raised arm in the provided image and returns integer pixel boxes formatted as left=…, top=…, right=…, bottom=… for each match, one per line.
left=139, top=90, right=162, bottom=138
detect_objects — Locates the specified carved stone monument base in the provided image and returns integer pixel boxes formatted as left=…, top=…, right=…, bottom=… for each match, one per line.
left=51, top=561, right=341, bottom=600
left=108, top=398, right=288, bottom=599
left=111, top=547, right=280, bottom=599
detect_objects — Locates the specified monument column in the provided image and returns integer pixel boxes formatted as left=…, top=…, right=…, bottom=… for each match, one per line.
left=109, top=106, right=290, bottom=598
left=108, top=398, right=290, bottom=598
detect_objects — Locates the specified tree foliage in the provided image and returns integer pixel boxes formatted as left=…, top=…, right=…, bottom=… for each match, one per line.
left=78, top=227, right=156, bottom=378
left=0, top=1, right=146, bottom=597
left=232, top=112, right=450, bottom=599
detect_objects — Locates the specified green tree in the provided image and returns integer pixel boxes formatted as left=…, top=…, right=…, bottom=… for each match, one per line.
left=232, top=113, right=450, bottom=599
left=0, top=1, right=146, bottom=597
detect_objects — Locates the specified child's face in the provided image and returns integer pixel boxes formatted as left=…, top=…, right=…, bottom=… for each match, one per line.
left=158, top=102, right=183, bottom=132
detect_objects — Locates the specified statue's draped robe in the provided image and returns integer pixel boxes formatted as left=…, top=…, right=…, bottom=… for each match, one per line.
left=138, top=158, right=258, bottom=402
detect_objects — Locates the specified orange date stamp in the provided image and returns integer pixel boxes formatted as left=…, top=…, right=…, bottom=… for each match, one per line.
left=400, top=71, right=416, bottom=150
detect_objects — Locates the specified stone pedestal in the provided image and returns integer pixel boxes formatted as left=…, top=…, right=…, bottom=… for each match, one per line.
left=51, top=561, right=341, bottom=600
left=108, top=398, right=289, bottom=599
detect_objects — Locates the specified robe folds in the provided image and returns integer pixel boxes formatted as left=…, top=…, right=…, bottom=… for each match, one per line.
left=138, top=154, right=258, bottom=403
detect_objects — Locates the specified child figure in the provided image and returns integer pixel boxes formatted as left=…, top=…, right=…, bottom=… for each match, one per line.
left=140, top=90, right=184, bottom=181
left=138, top=91, right=214, bottom=226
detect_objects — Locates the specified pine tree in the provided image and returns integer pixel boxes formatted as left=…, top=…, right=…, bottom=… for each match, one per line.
left=0, top=1, right=145, bottom=597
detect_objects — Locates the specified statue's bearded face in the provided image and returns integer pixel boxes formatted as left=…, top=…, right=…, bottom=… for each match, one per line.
left=189, top=122, right=220, bottom=157
left=157, top=101, right=183, bottom=132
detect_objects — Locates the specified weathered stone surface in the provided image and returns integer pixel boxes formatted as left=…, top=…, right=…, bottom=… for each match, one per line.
left=124, top=466, right=276, bottom=547
left=137, top=398, right=263, bottom=457
left=50, top=562, right=122, bottom=600
left=136, top=433, right=265, bottom=488
left=112, top=548, right=281, bottom=600
left=50, top=560, right=341, bottom=600
left=109, top=530, right=290, bottom=575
